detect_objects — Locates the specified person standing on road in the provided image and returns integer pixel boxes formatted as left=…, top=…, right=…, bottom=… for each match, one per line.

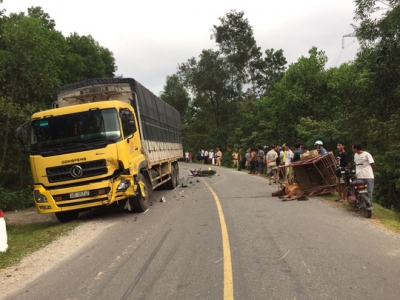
left=185, top=151, right=189, bottom=163
left=335, top=142, right=350, bottom=203
left=216, top=148, right=222, bottom=166
left=257, top=146, right=265, bottom=176
left=232, top=149, right=238, bottom=168
left=245, top=147, right=251, bottom=170
left=209, top=149, right=214, bottom=165
left=204, top=149, right=209, bottom=164
left=352, top=143, right=376, bottom=208
left=284, top=143, right=293, bottom=183
left=266, top=145, right=278, bottom=184
left=293, top=143, right=303, bottom=162
left=238, top=147, right=244, bottom=171
left=301, top=144, right=309, bottom=153
left=223, top=146, right=232, bottom=167
left=249, top=148, right=257, bottom=175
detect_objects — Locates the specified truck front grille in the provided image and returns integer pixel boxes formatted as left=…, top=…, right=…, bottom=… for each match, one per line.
left=46, top=159, right=107, bottom=183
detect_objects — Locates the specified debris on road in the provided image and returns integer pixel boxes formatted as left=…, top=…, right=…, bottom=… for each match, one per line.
left=189, top=169, right=217, bottom=177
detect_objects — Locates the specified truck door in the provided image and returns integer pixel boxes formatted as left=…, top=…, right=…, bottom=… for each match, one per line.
left=120, top=108, right=141, bottom=174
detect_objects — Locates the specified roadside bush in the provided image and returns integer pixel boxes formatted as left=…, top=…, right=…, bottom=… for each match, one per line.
left=0, top=185, right=33, bottom=211
left=373, top=151, right=400, bottom=212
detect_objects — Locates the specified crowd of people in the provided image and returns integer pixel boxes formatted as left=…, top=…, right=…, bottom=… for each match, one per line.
left=184, top=140, right=375, bottom=208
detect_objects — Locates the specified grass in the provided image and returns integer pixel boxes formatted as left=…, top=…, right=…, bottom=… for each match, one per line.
left=320, top=192, right=400, bottom=234
left=0, top=221, right=81, bottom=269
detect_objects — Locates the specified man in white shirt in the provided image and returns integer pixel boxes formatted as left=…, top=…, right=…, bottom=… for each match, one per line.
left=352, top=143, right=376, bottom=208
left=204, top=150, right=209, bottom=164
left=185, top=151, right=189, bottom=163
left=209, top=149, right=214, bottom=165
left=284, top=144, right=294, bottom=183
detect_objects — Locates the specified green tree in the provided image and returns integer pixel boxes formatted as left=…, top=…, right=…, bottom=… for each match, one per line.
left=178, top=49, right=230, bottom=127
left=61, top=33, right=116, bottom=84
left=160, top=74, right=190, bottom=123
left=0, top=6, right=118, bottom=210
left=212, top=10, right=261, bottom=100
left=0, top=10, right=63, bottom=174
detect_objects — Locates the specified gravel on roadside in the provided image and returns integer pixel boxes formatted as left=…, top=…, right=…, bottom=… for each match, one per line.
left=1, top=208, right=116, bottom=297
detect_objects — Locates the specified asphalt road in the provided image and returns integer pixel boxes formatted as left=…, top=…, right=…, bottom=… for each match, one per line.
left=6, top=162, right=400, bottom=299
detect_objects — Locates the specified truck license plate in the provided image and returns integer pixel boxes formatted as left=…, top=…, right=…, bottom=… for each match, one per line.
left=70, top=191, right=90, bottom=199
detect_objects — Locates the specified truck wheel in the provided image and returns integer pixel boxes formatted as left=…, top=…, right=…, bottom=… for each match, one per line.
left=55, top=210, right=79, bottom=223
left=144, top=172, right=153, bottom=200
left=175, top=163, right=180, bottom=186
left=166, top=164, right=177, bottom=189
left=130, top=173, right=151, bottom=212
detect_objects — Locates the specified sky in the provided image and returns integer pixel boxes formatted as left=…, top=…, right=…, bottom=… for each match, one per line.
left=2, top=0, right=360, bottom=96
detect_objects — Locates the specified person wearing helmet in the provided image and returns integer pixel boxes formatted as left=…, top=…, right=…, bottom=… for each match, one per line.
left=315, top=140, right=327, bottom=155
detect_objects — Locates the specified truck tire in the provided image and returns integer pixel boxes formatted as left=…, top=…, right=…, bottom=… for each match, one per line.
left=175, top=163, right=180, bottom=186
left=130, top=173, right=151, bottom=212
left=55, top=210, right=79, bottom=223
left=166, top=164, right=177, bottom=189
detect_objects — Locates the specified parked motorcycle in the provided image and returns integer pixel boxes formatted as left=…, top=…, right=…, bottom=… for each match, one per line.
left=340, top=167, right=373, bottom=218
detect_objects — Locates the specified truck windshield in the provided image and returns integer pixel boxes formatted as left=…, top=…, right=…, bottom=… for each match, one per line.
left=30, top=108, right=121, bottom=152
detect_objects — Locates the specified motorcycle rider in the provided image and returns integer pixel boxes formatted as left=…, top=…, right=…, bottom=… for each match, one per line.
left=315, top=140, right=327, bottom=155
left=352, top=143, right=376, bottom=208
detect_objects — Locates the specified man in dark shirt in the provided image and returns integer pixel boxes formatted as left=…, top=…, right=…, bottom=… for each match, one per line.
left=293, top=143, right=303, bottom=162
left=335, top=141, right=350, bottom=202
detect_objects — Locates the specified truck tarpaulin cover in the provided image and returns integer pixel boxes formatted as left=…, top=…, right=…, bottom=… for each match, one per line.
left=53, top=78, right=182, bottom=143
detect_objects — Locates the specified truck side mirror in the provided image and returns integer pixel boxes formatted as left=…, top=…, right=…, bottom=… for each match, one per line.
left=15, top=126, right=28, bottom=153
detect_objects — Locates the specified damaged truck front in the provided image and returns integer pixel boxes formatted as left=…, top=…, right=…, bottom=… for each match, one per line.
left=16, top=78, right=182, bottom=222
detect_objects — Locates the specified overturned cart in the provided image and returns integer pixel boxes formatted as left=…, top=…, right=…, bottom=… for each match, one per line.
left=280, top=152, right=337, bottom=196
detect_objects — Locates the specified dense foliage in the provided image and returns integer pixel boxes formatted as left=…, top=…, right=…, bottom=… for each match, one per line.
left=0, top=4, right=117, bottom=210
left=160, top=1, right=400, bottom=211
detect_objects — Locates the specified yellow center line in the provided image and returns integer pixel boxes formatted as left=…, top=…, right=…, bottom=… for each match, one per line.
left=202, top=179, right=234, bottom=300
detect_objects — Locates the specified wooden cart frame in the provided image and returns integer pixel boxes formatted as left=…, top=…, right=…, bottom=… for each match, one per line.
left=278, top=152, right=337, bottom=196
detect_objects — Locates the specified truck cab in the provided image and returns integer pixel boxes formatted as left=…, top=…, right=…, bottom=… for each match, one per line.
left=17, top=78, right=182, bottom=222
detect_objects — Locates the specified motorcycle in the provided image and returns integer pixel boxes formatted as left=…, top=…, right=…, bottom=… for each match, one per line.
left=340, top=167, right=373, bottom=218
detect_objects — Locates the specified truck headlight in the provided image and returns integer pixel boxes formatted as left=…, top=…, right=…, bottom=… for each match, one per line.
left=34, top=190, right=48, bottom=203
left=117, top=179, right=131, bottom=192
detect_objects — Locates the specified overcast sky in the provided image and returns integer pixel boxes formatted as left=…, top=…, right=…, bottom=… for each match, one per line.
left=3, top=0, right=360, bottom=95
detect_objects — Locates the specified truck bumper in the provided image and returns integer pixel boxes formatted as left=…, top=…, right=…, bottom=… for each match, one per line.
left=33, top=175, right=137, bottom=214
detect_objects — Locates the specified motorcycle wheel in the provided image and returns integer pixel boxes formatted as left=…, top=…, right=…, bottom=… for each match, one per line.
left=361, top=195, right=372, bottom=218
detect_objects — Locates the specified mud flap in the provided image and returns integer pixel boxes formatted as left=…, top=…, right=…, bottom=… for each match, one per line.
left=137, top=179, right=147, bottom=198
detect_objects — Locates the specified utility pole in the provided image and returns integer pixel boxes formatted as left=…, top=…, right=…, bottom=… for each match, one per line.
left=342, top=32, right=357, bottom=49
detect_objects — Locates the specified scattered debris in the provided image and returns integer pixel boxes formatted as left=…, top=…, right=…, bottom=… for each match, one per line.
left=181, top=183, right=188, bottom=188
left=189, top=169, right=217, bottom=177
left=160, top=197, right=166, bottom=202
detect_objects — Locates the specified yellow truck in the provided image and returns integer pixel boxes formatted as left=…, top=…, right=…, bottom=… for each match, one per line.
left=16, top=78, right=182, bottom=222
